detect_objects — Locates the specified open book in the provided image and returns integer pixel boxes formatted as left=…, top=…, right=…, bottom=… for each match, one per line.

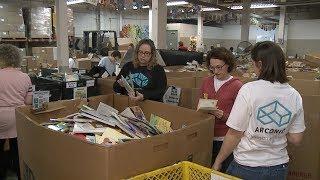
left=197, top=99, right=218, bottom=111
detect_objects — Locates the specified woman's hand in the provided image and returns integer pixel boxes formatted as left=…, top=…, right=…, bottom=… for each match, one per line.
left=117, top=79, right=125, bottom=87
left=212, top=161, right=222, bottom=171
left=211, top=109, right=224, bottom=119
left=129, top=91, right=144, bottom=102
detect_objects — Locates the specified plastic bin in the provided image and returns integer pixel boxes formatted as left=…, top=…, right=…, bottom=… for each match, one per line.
left=130, top=161, right=240, bottom=180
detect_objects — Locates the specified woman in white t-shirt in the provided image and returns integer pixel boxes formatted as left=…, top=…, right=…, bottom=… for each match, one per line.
left=213, top=41, right=306, bottom=179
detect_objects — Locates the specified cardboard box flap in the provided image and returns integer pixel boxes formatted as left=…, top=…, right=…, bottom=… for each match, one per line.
left=287, top=95, right=320, bottom=180
left=16, top=108, right=110, bottom=180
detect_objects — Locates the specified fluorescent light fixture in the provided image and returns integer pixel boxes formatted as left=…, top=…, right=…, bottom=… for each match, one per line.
left=231, top=4, right=278, bottom=10
left=167, top=1, right=188, bottom=6
left=0, top=5, right=3, bottom=8
left=133, top=6, right=138, bottom=10
left=67, top=0, right=86, bottom=5
left=142, top=5, right=150, bottom=9
left=201, top=7, right=220, bottom=11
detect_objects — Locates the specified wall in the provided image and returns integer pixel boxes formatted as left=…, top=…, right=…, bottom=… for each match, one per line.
left=287, top=19, right=320, bottom=57
left=167, top=23, right=277, bottom=51
left=73, top=9, right=148, bottom=38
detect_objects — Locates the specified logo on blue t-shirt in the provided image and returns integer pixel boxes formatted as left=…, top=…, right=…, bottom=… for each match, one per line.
left=127, top=73, right=149, bottom=88
left=257, top=100, right=292, bottom=127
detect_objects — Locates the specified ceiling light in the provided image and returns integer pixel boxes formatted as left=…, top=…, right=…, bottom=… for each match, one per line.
left=230, top=4, right=278, bottom=10
left=167, top=1, right=188, bottom=6
left=142, top=5, right=150, bottom=9
left=201, top=7, right=220, bottom=12
left=67, top=0, right=86, bottom=5
left=133, top=6, right=138, bottom=10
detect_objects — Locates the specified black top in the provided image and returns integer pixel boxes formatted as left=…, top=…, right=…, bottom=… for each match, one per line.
left=113, top=62, right=167, bottom=102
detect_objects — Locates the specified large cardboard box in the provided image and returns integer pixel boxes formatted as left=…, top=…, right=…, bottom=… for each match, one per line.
left=287, top=95, right=320, bottom=180
left=287, top=71, right=317, bottom=80
left=16, top=94, right=214, bottom=180
left=97, top=77, right=117, bottom=95
left=179, top=88, right=200, bottom=110
left=167, top=77, right=197, bottom=88
left=75, top=58, right=92, bottom=70
left=289, top=79, right=320, bottom=96
left=305, top=53, right=320, bottom=66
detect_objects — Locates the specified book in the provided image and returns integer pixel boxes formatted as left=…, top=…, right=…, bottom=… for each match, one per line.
left=150, top=114, right=173, bottom=134
left=197, top=98, right=218, bottom=111
left=72, top=122, right=106, bottom=134
left=120, top=106, right=147, bottom=122
left=97, top=102, right=119, bottom=117
left=80, top=109, right=117, bottom=127
left=121, top=75, right=134, bottom=94
left=32, top=91, right=50, bottom=110
left=96, top=127, right=131, bottom=144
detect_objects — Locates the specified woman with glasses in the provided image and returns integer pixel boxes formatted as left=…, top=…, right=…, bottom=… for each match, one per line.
left=113, top=39, right=167, bottom=102
left=213, top=41, right=305, bottom=179
left=199, top=47, right=243, bottom=172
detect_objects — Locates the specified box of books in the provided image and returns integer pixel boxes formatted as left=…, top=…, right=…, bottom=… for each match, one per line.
left=16, top=94, right=214, bottom=180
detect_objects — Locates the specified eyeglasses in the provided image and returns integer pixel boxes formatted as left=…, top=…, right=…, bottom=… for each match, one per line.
left=138, top=50, right=151, bottom=57
left=209, top=63, right=226, bottom=71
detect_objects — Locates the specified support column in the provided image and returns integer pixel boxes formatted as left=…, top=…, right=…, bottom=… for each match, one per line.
left=55, top=0, right=69, bottom=67
left=278, top=1, right=287, bottom=53
left=96, top=5, right=101, bottom=30
left=150, top=0, right=167, bottom=49
left=197, top=12, right=204, bottom=52
left=241, top=0, right=251, bottom=42
left=119, top=12, right=123, bottom=36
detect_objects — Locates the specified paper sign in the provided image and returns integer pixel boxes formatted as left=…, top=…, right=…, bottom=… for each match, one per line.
left=33, top=91, right=50, bottom=110
left=66, top=82, right=77, bottom=88
left=163, top=86, right=181, bottom=106
left=86, top=80, right=95, bottom=87
left=79, top=69, right=86, bottom=74
left=73, top=87, right=87, bottom=99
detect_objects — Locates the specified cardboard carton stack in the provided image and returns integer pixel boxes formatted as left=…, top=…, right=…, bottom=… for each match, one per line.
left=16, top=94, right=214, bottom=180
left=0, top=3, right=25, bottom=38
left=30, top=7, right=52, bottom=38
left=52, top=7, right=74, bottom=36
left=32, top=47, right=57, bottom=68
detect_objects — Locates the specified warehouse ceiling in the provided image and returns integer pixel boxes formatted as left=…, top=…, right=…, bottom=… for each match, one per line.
left=3, top=0, right=320, bottom=25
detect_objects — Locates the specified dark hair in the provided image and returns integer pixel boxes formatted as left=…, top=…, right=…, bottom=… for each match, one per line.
left=206, top=47, right=235, bottom=73
left=229, top=47, right=234, bottom=51
left=251, top=41, right=288, bottom=83
left=0, top=44, right=21, bottom=68
left=100, top=47, right=108, bottom=56
left=133, top=39, right=157, bottom=70
left=129, top=43, right=134, bottom=48
left=111, top=50, right=121, bottom=59
left=178, top=41, right=184, bottom=46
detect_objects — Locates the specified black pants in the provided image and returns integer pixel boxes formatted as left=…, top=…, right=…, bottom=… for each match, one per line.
left=0, top=138, right=20, bottom=179
left=211, top=140, right=234, bottom=173
left=87, top=66, right=107, bottom=78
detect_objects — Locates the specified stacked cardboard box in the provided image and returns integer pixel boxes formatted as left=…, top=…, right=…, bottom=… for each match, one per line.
left=52, top=7, right=74, bottom=36
left=32, top=47, right=57, bottom=62
left=75, top=58, right=92, bottom=70
left=305, top=53, right=320, bottom=67
left=16, top=94, right=214, bottom=180
left=30, top=7, right=52, bottom=38
left=0, top=3, right=25, bottom=38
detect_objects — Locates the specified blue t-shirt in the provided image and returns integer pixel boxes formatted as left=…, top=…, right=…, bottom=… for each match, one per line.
left=98, top=57, right=115, bottom=75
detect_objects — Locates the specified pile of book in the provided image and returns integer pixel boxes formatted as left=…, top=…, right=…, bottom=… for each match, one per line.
left=41, top=103, right=173, bottom=146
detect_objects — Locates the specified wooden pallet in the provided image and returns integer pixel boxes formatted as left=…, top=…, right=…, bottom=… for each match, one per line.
left=29, top=37, right=54, bottom=42
left=0, top=37, right=27, bottom=42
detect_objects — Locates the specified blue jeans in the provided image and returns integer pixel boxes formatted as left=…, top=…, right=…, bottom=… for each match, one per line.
left=226, top=160, right=288, bottom=180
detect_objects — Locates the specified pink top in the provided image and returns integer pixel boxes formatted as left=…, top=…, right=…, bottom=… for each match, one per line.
left=0, top=68, right=33, bottom=139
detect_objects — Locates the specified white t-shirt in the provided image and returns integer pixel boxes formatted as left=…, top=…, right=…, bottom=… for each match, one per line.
left=214, top=75, right=233, bottom=92
left=98, top=57, right=116, bottom=76
left=227, top=80, right=305, bottom=167
left=69, top=58, right=76, bottom=69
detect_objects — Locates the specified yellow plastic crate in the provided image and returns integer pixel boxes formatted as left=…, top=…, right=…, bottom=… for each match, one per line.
left=130, top=161, right=240, bottom=180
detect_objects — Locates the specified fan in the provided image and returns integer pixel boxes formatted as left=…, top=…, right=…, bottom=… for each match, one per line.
left=236, top=41, right=253, bottom=62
